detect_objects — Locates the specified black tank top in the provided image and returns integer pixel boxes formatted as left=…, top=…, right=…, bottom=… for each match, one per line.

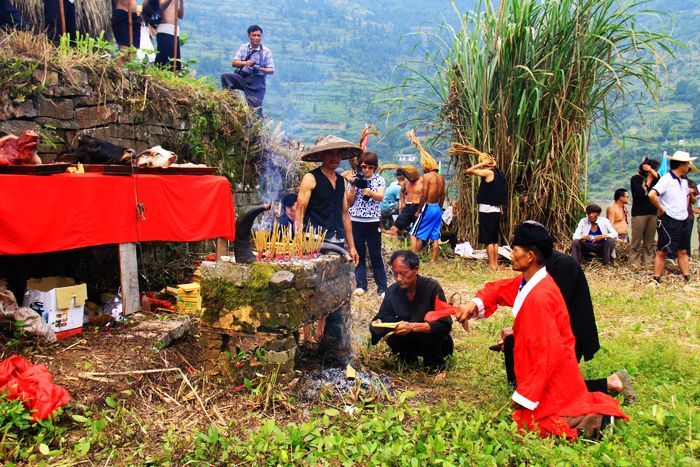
left=304, top=167, right=346, bottom=241
left=476, top=168, right=507, bottom=206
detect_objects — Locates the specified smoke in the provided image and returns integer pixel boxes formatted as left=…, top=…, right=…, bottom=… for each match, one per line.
left=252, top=122, right=305, bottom=230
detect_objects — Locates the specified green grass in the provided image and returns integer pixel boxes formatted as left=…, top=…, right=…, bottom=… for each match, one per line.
left=2, top=261, right=697, bottom=464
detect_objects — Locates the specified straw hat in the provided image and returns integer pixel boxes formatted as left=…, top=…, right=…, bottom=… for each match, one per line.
left=301, top=135, right=363, bottom=162
left=669, top=150, right=696, bottom=163
left=668, top=151, right=698, bottom=172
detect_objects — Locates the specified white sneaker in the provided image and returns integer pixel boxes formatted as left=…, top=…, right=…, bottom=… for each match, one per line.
left=354, top=288, right=366, bottom=295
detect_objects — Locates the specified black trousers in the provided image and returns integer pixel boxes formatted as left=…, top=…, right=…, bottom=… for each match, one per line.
left=221, top=72, right=266, bottom=116
left=503, top=335, right=607, bottom=394
left=155, top=32, right=181, bottom=71
left=387, top=332, right=453, bottom=370
left=351, top=221, right=387, bottom=293
left=44, top=0, right=77, bottom=44
left=0, top=0, right=28, bottom=30
left=571, top=238, right=615, bottom=265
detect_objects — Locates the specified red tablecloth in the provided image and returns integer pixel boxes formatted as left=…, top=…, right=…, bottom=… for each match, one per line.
left=0, top=173, right=235, bottom=255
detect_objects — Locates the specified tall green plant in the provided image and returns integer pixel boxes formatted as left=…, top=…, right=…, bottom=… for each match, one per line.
left=384, top=0, right=676, bottom=242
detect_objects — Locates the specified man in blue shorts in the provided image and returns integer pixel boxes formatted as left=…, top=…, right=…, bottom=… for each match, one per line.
left=407, top=131, right=445, bottom=263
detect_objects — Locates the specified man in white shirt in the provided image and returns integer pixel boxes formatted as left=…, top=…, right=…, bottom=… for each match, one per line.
left=570, top=204, right=618, bottom=265
left=648, top=151, right=696, bottom=283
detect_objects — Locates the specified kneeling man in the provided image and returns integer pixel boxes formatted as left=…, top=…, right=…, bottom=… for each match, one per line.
left=456, top=222, right=627, bottom=440
left=370, top=250, right=453, bottom=373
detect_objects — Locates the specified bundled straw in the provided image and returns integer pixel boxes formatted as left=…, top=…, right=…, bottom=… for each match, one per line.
left=359, top=124, right=380, bottom=151
left=407, top=130, right=438, bottom=172
left=18, top=0, right=113, bottom=39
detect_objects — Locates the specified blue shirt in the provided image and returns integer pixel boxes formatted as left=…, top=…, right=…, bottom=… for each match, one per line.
left=380, top=182, right=401, bottom=210
left=233, top=43, right=275, bottom=75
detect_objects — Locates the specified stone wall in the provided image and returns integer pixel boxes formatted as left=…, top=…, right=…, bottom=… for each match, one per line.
left=0, top=69, right=191, bottom=163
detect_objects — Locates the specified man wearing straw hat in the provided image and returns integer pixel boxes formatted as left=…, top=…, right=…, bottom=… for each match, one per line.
left=296, top=135, right=360, bottom=265
left=648, top=150, right=697, bottom=283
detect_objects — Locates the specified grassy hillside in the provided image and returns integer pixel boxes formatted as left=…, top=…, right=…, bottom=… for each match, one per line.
left=180, top=1, right=700, bottom=195
left=180, top=0, right=462, bottom=160
left=586, top=0, right=700, bottom=199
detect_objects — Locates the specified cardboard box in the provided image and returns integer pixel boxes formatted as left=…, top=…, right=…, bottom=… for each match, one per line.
left=23, top=277, right=87, bottom=334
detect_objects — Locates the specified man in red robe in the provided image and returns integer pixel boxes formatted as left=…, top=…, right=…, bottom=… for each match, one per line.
left=455, top=221, right=628, bottom=440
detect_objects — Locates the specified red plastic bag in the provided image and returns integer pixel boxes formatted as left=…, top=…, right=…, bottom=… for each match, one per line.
left=0, top=355, right=71, bottom=421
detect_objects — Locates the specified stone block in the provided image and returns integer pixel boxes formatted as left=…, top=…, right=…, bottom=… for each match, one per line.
left=0, top=120, right=38, bottom=136
left=32, top=70, right=59, bottom=86
left=75, top=105, right=118, bottom=128
left=73, top=94, right=102, bottom=107
left=269, top=270, right=294, bottom=289
left=36, top=116, right=79, bottom=130
left=146, top=125, right=165, bottom=136
left=36, top=96, right=75, bottom=120
left=14, top=101, right=37, bottom=118
left=125, top=318, right=192, bottom=349
left=110, top=124, right=150, bottom=142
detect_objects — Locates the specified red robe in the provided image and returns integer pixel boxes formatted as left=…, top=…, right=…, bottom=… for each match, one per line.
left=473, top=267, right=628, bottom=439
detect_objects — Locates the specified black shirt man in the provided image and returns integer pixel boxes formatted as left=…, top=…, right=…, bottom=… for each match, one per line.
left=370, top=250, right=453, bottom=372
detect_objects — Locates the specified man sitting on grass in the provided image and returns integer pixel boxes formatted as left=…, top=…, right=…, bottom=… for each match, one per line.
left=369, top=250, right=453, bottom=378
left=571, top=204, right=618, bottom=265
left=456, top=222, right=628, bottom=440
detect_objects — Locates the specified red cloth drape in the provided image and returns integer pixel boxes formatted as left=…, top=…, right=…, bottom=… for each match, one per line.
left=0, top=355, right=70, bottom=421
left=0, top=173, right=235, bottom=255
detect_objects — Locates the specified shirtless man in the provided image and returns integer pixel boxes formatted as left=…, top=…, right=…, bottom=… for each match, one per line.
left=112, top=0, right=140, bottom=65
left=382, top=166, right=422, bottom=238
left=606, top=188, right=629, bottom=242
left=143, top=0, right=184, bottom=70
left=410, top=161, right=445, bottom=263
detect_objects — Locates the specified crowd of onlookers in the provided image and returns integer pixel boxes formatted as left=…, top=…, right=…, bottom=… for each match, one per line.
left=570, top=151, right=698, bottom=282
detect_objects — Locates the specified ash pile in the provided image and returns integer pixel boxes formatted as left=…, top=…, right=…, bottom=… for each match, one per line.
left=298, top=366, right=392, bottom=401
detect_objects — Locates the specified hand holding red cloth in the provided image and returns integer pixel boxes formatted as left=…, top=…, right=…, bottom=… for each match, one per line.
left=0, top=355, right=71, bottom=421
left=424, top=296, right=459, bottom=322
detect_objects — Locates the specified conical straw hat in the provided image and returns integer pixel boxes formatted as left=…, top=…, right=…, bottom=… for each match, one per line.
left=301, top=135, right=363, bottom=162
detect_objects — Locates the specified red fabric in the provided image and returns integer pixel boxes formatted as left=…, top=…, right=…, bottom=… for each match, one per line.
left=0, top=173, right=235, bottom=255
left=476, top=274, right=628, bottom=440
left=424, top=296, right=459, bottom=322
left=0, top=355, right=71, bottom=421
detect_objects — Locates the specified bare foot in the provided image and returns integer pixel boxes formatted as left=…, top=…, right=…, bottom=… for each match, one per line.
left=434, top=370, right=447, bottom=381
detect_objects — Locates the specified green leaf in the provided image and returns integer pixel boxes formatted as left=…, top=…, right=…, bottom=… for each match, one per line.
left=39, top=443, right=50, bottom=455
left=71, top=414, right=88, bottom=423
left=105, top=396, right=117, bottom=409
left=324, top=408, right=340, bottom=417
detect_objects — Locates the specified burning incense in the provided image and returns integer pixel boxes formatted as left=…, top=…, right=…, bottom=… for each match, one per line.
left=251, top=224, right=327, bottom=261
